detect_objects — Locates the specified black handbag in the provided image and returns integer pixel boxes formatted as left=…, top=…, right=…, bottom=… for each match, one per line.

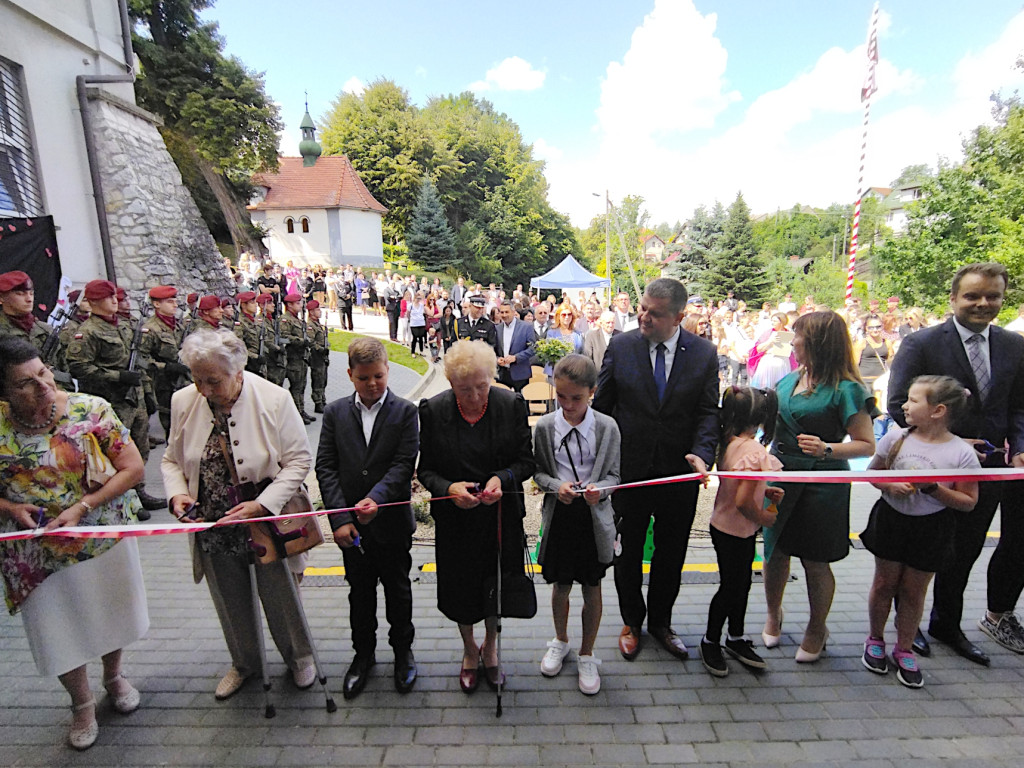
left=484, top=536, right=538, bottom=619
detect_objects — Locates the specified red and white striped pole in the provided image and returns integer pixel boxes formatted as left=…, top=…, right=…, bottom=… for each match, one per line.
left=847, top=2, right=880, bottom=301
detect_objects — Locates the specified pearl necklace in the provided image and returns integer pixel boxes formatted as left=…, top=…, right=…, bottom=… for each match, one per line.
left=456, top=396, right=488, bottom=425
left=12, top=401, right=57, bottom=431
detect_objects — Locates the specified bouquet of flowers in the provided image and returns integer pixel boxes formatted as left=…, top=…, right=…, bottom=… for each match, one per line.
left=531, top=337, right=575, bottom=367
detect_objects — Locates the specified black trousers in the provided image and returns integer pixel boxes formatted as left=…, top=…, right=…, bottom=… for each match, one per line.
left=340, top=533, right=415, bottom=656
left=988, top=479, right=1024, bottom=614
left=613, top=482, right=699, bottom=630
left=410, top=325, right=427, bottom=354
left=339, top=304, right=354, bottom=331
left=706, top=525, right=756, bottom=642
left=386, top=309, right=400, bottom=341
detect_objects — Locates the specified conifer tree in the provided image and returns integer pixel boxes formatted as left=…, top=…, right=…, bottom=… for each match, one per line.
left=407, top=177, right=458, bottom=272
left=704, top=193, right=769, bottom=304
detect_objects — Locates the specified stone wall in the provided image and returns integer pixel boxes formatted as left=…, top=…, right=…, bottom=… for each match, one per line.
left=87, top=89, right=233, bottom=301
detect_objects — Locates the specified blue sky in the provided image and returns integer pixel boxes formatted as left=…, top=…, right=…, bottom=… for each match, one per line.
left=204, top=0, right=1024, bottom=226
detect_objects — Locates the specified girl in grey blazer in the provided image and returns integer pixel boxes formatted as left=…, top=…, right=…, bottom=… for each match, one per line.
left=533, top=355, right=621, bottom=695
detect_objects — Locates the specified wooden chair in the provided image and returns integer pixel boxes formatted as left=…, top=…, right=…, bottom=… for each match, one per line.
left=530, top=365, right=547, bottom=383
left=491, top=382, right=512, bottom=391
left=521, top=380, right=554, bottom=416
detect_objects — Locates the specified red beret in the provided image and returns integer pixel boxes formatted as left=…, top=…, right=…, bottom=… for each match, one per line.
left=888, top=296, right=900, bottom=302
left=149, top=285, right=177, bottom=300
left=83, top=279, right=117, bottom=301
left=0, top=271, right=31, bottom=293
left=236, top=291, right=256, bottom=303
left=116, top=287, right=127, bottom=300
left=68, top=289, right=81, bottom=302
left=284, top=292, right=303, bottom=303
left=255, top=293, right=274, bottom=304
left=186, top=293, right=199, bottom=304
left=306, top=300, right=320, bottom=310
left=220, top=297, right=234, bottom=308
left=197, top=295, right=220, bottom=311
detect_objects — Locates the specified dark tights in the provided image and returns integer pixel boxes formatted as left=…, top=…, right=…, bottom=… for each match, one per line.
left=706, top=525, right=756, bottom=642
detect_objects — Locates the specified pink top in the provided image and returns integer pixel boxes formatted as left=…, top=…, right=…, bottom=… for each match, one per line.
left=710, top=436, right=783, bottom=538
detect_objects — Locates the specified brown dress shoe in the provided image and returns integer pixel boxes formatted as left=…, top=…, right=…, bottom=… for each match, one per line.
left=619, top=625, right=642, bottom=660
left=649, top=627, right=689, bottom=660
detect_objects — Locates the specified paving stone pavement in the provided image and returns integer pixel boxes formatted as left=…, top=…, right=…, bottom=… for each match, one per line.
left=3, top=326, right=1024, bottom=765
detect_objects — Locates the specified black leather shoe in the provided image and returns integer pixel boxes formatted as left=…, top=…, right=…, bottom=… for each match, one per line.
left=314, top=403, right=324, bottom=414
left=649, top=626, right=689, bottom=660
left=393, top=649, right=417, bottom=694
left=342, top=654, right=375, bottom=700
left=912, top=627, right=931, bottom=657
left=300, top=413, right=315, bottom=425
left=136, top=489, right=166, bottom=511
left=929, top=626, right=990, bottom=666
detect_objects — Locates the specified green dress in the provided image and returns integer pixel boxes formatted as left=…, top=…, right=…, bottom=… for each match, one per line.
left=763, top=371, right=874, bottom=563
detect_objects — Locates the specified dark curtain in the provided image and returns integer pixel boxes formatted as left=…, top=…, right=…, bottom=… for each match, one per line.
left=0, top=216, right=62, bottom=320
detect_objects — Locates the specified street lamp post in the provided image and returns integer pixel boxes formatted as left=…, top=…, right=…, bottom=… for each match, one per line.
left=593, top=190, right=611, bottom=302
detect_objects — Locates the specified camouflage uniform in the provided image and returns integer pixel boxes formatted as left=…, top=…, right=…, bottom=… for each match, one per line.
left=261, top=315, right=287, bottom=386
left=184, top=316, right=221, bottom=338
left=234, top=312, right=264, bottom=376
left=307, top=316, right=329, bottom=411
left=139, top=313, right=188, bottom=434
left=0, top=311, right=73, bottom=386
left=280, top=309, right=310, bottom=415
left=65, top=315, right=150, bottom=463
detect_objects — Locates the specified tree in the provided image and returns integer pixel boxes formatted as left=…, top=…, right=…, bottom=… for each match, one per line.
left=129, top=0, right=282, bottom=256
left=876, top=104, right=1024, bottom=311
left=704, top=193, right=770, bottom=304
left=889, top=164, right=934, bottom=190
left=407, top=177, right=458, bottom=272
left=666, top=203, right=724, bottom=294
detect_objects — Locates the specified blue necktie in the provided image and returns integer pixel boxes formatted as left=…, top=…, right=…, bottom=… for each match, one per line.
left=654, top=342, right=667, bottom=401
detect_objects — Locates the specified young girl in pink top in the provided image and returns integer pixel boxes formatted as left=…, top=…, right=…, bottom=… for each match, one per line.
left=701, top=386, right=786, bottom=677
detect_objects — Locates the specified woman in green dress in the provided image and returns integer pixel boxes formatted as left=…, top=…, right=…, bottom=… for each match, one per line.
left=761, top=311, right=876, bottom=662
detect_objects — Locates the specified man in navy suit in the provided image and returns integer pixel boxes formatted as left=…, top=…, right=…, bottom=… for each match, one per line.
left=594, top=277, right=720, bottom=661
left=315, top=337, right=420, bottom=698
left=888, top=262, right=1024, bottom=665
left=495, top=300, right=537, bottom=391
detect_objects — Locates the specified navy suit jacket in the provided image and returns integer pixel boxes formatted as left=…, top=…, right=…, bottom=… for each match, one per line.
left=315, top=389, right=419, bottom=542
left=593, top=328, right=720, bottom=482
left=887, top=318, right=1024, bottom=464
left=497, top=319, right=537, bottom=383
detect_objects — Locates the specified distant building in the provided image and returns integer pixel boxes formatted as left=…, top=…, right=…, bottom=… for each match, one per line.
left=642, top=234, right=665, bottom=262
left=248, top=109, right=387, bottom=267
left=885, top=181, right=927, bottom=233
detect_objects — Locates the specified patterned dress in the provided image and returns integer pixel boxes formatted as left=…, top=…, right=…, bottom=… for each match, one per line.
left=0, top=394, right=142, bottom=614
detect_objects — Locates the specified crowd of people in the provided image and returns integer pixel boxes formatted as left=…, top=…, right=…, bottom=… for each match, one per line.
left=1, top=260, right=1023, bottom=751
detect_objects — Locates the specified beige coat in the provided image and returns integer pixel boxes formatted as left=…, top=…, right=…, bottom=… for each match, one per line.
left=161, top=371, right=312, bottom=581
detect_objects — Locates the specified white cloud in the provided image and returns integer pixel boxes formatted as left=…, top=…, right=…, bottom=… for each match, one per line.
left=342, top=76, right=365, bottom=96
left=546, top=5, right=1024, bottom=230
left=415, top=66, right=428, bottom=79
left=532, top=138, right=563, bottom=161
left=469, top=56, right=546, bottom=92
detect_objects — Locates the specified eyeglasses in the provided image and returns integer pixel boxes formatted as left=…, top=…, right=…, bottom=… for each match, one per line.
left=867, top=325, right=882, bottom=330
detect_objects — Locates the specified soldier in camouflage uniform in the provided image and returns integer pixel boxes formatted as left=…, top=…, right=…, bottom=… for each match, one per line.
left=0, top=271, right=74, bottom=387
left=139, top=285, right=190, bottom=436
left=65, top=280, right=164, bottom=516
left=234, top=291, right=264, bottom=375
left=306, top=299, right=329, bottom=412
left=256, top=293, right=286, bottom=386
left=57, top=289, right=90, bottom=363
left=281, top=292, right=315, bottom=424
left=186, top=295, right=224, bottom=336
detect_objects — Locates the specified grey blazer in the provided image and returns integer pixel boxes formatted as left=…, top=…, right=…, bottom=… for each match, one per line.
left=533, top=410, right=621, bottom=565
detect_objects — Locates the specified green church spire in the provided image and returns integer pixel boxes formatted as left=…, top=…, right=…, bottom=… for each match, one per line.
left=298, top=94, right=322, bottom=167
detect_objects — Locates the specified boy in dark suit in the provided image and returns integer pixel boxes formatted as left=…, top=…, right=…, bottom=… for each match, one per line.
left=315, top=337, right=420, bottom=698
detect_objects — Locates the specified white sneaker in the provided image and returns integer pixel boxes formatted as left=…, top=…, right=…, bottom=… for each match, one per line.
left=292, top=662, right=316, bottom=690
left=540, top=638, right=572, bottom=677
left=577, top=655, right=602, bottom=695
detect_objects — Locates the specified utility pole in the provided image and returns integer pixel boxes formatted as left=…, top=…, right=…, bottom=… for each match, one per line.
left=605, top=190, right=611, bottom=301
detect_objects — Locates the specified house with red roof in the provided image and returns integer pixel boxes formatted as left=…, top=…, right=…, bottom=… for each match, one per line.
left=248, top=109, right=387, bottom=266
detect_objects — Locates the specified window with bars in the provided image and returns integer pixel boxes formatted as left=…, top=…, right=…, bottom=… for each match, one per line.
left=0, top=58, right=43, bottom=218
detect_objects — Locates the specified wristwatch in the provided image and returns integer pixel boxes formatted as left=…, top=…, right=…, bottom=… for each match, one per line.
left=822, top=445, right=833, bottom=458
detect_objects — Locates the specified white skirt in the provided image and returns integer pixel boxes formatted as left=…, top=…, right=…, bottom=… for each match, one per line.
left=20, top=538, right=149, bottom=677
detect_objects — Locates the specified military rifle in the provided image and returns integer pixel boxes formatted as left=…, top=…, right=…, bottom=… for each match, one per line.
left=40, top=296, right=79, bottom=366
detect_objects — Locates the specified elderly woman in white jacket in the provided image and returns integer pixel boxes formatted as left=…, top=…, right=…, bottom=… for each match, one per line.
left=161, top=329, right=316, bottom=700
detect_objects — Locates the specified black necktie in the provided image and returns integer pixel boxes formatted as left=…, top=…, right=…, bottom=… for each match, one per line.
left=654, top=343, right=667, bottom=401
left=559, top=427, right=583, bottom=483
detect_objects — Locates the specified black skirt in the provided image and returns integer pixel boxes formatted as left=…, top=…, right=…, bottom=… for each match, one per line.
left=541, top=498, right=610, bottom=586
left=860, top=497, right=955, bottom=573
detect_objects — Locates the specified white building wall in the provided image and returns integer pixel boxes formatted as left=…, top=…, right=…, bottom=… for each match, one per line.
left=337, top=208, right=384, bottom=266
left=260, top=208, right=332, bottom=267
left=0, top=0, right=135, bottom=284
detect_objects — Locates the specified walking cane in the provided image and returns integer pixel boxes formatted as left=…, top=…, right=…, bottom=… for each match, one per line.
left=248, top=537, right=338, bottom=713
left=495, top=497, right=503, bottom=719
left=281, top=555, right=338, bottom=713
left=246, top=544, right=276, bottom=719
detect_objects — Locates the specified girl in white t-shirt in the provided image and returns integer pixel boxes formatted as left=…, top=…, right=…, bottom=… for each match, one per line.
left=860, top=375, right=980, bottom=688
left=701, top=386, right=785, bottom=677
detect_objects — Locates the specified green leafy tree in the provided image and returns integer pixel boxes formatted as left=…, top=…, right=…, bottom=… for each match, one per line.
left=889, top=164, right=934, bottom=190
left=407, top=177, right=458, bottom=272
left=876, top=104, right=1024, bottom=310
left=704, top=193, right=769, bottom=304
left=129, top=0, right=282, bottom=255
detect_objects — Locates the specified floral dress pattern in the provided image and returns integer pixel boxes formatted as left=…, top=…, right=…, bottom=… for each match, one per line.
left=195, top=412, right=249, bottom=557
left=0, top=394, right=141, bottom=614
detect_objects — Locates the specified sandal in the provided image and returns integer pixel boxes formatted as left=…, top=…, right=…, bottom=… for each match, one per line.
left=68, top=698, right=98, bottom=750
left=103, top=674, right=141, bottom=714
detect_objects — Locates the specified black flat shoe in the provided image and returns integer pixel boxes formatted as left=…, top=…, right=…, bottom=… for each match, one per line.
left=393, top=649, right=417, bottom=694
left=929, top=626, right=990, bottom=666
left=913, top=627, right=931, bottom=657
left=342, top=654, right=375, bottom=700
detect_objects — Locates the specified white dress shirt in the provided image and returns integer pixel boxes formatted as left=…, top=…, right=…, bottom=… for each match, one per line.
left=552, top=406, right=597, bottom=484
left=648, top=325, right=681, bottom=378
left=355, top=390, right=388, bottom=445
left=502, top=317, right=517, bottom=357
